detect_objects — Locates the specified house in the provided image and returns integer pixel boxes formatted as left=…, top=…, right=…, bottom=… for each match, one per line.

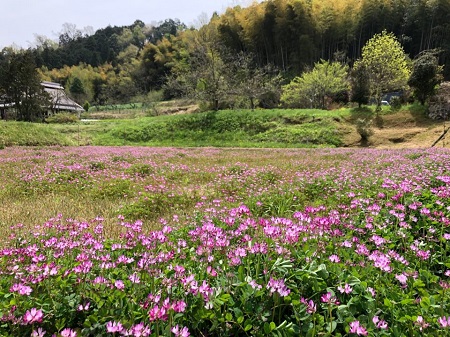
left=42, top=81, right=84, bottom=114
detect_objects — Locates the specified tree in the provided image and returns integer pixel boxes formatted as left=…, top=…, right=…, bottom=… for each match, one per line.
left=69, top=76, right=86, bottom=103
left=353, top=31, right=411, bottom=111
left=0, top=49, right=49, bottom=121
left=167, top=23, right=231, bottom=110
left=280, top=60, right=349, bottom=109
left=228, top=52, right=282, bottom=110
left=350, top=64, right=370, bottom=107
left=408, top=50, right=443, bottom=105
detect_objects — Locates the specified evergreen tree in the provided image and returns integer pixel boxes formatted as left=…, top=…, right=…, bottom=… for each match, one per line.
left=350, top=64, right=370, bottom=107
left=0, top=49, right=49, bottom=121
left=408, top=50, right=443, bottom=105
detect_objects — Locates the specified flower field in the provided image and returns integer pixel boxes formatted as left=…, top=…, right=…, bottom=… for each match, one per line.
left=0, top=146, right=450, bottom=336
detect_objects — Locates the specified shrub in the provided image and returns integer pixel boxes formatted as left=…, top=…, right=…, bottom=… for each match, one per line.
left=46, top=113, right=79, bottom=124
left=390, top=96, right=402, bottom=111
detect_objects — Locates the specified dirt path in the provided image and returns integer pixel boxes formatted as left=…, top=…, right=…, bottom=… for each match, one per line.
left=343, top=110, right=450, bottom=149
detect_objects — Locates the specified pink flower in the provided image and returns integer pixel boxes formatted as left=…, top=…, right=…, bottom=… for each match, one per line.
left=300, top=298, right=316, bottom=314
left=128, top=322, right=151, bottom=337
left=338, top=284, right=353, bottom=294
left=10, top=283, right=32, bottom=296
left=329, top=254, right=340, bottom=263
left=415, top=316, right=429, bottom=331
left=171, top=325, right=190, bottom=337
left=267, top=278, right=290, bottom=297
left=106, top=321, right=124, bottom=333
left=349, top=320, right=368, bottom=336
left=23, top=308, right=44, bottom=324
left=438, top=316, right=450, bottom=328
left=395, top=274, right=408, bottom=285
left=372, top=316, right=388, bottom=329
left=60, top=328, right=77, bottom=337
left=172, top=300, right=187, bottom=313
left=31, top=327, right=46, bottom=337
left=77, top=302, right=90, bottom=311
left=114, top=280, right=125, bottom=290
left=129, top=273, right=140, bottom=284
left=321, top=292, right=339, bottom=305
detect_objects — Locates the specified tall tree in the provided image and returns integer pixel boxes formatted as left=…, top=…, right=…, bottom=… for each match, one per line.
left=353, top=30, right=411, bottom=111
left=350, top=64, right=370, bottom=107
left=69, top=76, right=86, bottom=103
left=408, top=50, right=443, bottom=105
left=0, top=49, right=49, bottom=121
left=168, top=22, right=231, bottom=110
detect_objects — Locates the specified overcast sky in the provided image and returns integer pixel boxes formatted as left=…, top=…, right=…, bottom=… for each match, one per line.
left=1, top=0, right=253, bottom=49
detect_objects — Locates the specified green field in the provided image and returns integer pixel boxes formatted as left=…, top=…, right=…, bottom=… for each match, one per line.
left=0, top=105, right=425, bottom=149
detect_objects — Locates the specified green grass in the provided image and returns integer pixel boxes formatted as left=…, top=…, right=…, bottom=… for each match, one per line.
left=0, top=105, right=429, bottom=148
left=0, top=121, right=74, bottom=147
left=94, top=108, right=350, bottom=148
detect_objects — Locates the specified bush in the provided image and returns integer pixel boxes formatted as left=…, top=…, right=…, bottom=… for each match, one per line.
left=355, top=117, right=374, bottom=141
left=46, top=113, right=79, bottom=124
left=390, top=96, right=402, bottom=111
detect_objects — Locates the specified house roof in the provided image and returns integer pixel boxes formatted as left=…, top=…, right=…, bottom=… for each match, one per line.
left=42, top=81, right=84, bottom=112
left=0, top=82, right=84, bottom=112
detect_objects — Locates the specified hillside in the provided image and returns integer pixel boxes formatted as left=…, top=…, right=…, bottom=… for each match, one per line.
left=1, top=105, right=448, bottom=149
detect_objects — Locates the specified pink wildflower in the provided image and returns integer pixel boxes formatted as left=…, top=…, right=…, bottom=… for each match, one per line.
left=128, top=322, right=151, bottom=337
left=395, top=274, right=408, bottom=285
left=415, top=316, right=429, bottom=331
left=172, top=300, right=187, bottom=313
left=338, top=284, right=353, bottom=294
left=23, top=308, right=44, bottom=324
left=372, top=316, right=388, bottom=329
left=267, top=278, right=290, bottom=297
left=31, top=327, right=46, bottom=337
left=320, top=292, right=339, bottom=305
left=60, top=328, right=77, bottom=337
left=171, top=325, right=190, bottom=337
left=10, top=283, right=32, bottom=296
left=438, top=316, right=450, bottom=328
left=329, top=254, right=340, bottom=263
left=349, top=320, right=368, bottom=336
left=114, top=280, right=125, bottom=290
left=106, top=321, right=124, bottom=333
left=300, top=298, right=316, bottom=314
left=129, top=273, right=140, bottom=284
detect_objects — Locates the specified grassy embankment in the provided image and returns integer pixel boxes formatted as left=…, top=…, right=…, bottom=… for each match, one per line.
left=1, top=105, right=432, bottom=149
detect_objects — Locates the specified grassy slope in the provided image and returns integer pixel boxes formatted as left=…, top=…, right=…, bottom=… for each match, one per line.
left=0, top=104, right=447, bottom=148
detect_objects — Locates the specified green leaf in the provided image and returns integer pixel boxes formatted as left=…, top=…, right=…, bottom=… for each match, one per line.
left=264, top=322, right=271, bottom=334
left=270, top=321, right=276, bottom=331
left=244, top=324, right=253, bottom=331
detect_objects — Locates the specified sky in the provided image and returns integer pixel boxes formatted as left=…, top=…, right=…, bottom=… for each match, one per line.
left=1, top=0, right=253, bottom=49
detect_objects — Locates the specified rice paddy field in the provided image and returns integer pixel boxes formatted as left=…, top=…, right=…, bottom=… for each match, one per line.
left=0, top=146, right=450, bottom=336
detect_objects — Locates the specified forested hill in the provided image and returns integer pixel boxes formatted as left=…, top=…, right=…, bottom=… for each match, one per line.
left=3, top=0, right=450, bottom=107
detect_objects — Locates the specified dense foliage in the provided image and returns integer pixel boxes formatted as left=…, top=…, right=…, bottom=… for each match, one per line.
left=2, top=0, right=450, bottom=108
left=0, top=147, right=450, bottom=336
